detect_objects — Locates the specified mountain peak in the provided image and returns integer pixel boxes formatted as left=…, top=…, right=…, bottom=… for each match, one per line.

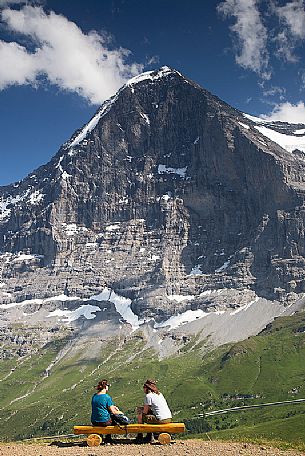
left=66, top=66, right=185, bottom=149
left=125, top=66, right=182, bottom=87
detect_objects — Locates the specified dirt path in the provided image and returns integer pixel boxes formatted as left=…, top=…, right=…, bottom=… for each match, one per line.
left=0, top=440, right=304, bottom=456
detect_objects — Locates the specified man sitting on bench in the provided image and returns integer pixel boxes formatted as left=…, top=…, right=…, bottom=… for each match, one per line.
left=136, top=379, right=172, bottom=443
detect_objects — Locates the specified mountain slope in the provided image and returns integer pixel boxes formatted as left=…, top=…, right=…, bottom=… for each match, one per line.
left=0, top=311, right=304, bottom=442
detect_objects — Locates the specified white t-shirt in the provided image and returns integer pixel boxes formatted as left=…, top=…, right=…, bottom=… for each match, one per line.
left=144, top=392, right=172, bottom=420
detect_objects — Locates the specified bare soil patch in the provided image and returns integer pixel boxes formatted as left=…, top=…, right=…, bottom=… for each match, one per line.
left=0, top=439, right=304, bottom=456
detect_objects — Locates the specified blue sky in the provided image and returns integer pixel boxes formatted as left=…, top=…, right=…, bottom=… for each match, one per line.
left=1, top=0, right=305, bottom=185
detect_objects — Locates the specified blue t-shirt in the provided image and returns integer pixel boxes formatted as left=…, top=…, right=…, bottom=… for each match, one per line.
left=91, top=393, right=114, bottom=423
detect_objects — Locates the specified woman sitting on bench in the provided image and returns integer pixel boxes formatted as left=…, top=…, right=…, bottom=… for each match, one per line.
left=137, top=379, right=172, bottom=443
left=91, top=379, right=120, bottom=443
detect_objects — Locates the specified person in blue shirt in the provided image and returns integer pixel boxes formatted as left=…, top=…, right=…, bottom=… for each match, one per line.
left=91, top=379, right=119, bottom=443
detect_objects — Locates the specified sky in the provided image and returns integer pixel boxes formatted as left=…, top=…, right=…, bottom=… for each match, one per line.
left=1, top=0, right=305, bottom=186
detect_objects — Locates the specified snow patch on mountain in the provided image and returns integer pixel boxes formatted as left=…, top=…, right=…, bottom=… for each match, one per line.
left=62, top=223, right=88, bottom=236
left=158, top=164, right=187, bottom=177
left=189, top=265, right=203, bottom=276
left=255, top=125, right=305, bottom=153
left=215, top=259, right=231, bottom=273
left=238, top=122, right=250, bottom=130
left=48, top=304, right=102, bottom=322
left=29, top=190, right=44, bottom=205
left=126, top=66, right=178, bottom=87
left=155, top=309, right=208, bottom=330
left=140, top=112, right=150, bottom=125
left=230, top=296, right=260, bottom=315
left=91, top=287, right=144, bottom=330
left=67, top=92, right=120, bottom=149
left=243, top=113, right=269, bottom=123
left=0, top=194, right=23, bottom=221
left=0, top=294, right=82, bottom=310
left=167, top=294, right=195, bottom=302
left=243, top=112, right=305, bottom=153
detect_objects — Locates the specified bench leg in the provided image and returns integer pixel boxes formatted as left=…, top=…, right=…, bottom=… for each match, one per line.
left=87, top=433, right=102, bottom=446
left=158, top=433, right=171, bottom=445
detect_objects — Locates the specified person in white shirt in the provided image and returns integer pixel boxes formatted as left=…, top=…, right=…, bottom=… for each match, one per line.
left=136, top=378, right=172, bottom=443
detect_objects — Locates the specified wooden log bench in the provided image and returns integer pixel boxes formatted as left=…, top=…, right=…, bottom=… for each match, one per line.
left=74, top=422, right=186, bottom=446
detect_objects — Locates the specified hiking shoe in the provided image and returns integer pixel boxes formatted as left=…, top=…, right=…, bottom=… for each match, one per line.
left=142, top=433, right=153, bottom=443
left=134, top=433, right=143, bottom=444
left=104, top=434, right=113, bottom=444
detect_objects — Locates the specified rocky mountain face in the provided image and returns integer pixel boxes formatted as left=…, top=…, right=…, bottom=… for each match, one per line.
left=1, top=66, right=305, bottom=358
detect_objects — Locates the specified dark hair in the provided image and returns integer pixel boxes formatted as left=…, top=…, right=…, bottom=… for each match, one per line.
left=143, top=378, right=160, bottom=395
left=95, top=379, right=109, bottom=392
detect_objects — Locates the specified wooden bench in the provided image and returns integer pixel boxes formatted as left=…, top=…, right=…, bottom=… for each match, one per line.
left=74, top=422, right=186, bottom=446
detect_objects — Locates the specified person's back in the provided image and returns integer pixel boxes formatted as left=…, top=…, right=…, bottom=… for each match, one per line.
left=91, top=392, right=113, bottom=424
left=144, top=391, right=172, bottom=421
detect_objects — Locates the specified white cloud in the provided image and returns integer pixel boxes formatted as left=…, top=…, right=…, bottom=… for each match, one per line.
left=0, top=5, right=142, bottom=104
left=0, top=0, right=41, bottom=6
left=274, top=0, right=305, bottom=39
left=272, top=0, right=305, bottom=62
left=0, top=41, right=39, bottom=87
left=261, top=101, right=305, bottom=123
left=0, top=0, right=25, bottom=5
left=262, top=85, right=286, bottom=98
left=273, top=30, right=298, bottom=62
left=217, top=0, right=270, bottom=79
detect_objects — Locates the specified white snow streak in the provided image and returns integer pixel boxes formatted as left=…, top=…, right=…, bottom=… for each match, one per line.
left=47, top=304, right=101, bottom=322
left=215, top=260, right=231, bottom=273
left=167, top=295, right=195, bottom=303
left=126, top=66, right=177, bottom=86
left=155, top=309, right=208, bottom=330
left=140, top=112, right=150, bottom=125
left=238, top=122, right=250, bottom=130
left=189, top=265, right=203, bottom=276
left=0, top=294, right=81, bottom=310
left=158, top=164, right=187, bottom=178
left=91, top=287, right=144, bottom=330
left=230, top=297, right=259, bottom=315
left=29, top=190, right=44, bottom=205
left=255, top=125, right=305, bottom=153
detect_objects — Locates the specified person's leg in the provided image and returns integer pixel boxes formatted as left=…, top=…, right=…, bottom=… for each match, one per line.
left=104, top=434, right=112, bottom=444
left=92, top=419, right=113, bottom=443
left=142, top=414, right=159, bottom=443
left=137, top=406, right=144, bottom=424
left=135, top=407, right=144, bottom=442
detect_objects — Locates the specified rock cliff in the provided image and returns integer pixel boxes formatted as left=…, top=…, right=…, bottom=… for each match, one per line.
left=1, top=66, right=305, bottom=346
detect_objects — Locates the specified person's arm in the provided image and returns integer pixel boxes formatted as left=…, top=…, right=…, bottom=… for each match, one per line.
left=109, top=404, right=121, bottom=414
left=142, top=404, right=151, bottom=414
left=107, top=396, right=122, bottom=414
left=143, top=395, right=152, bottom=415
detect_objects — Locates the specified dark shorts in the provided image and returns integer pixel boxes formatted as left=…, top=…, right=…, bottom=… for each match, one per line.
left=92, top=418, right=113, bottom=426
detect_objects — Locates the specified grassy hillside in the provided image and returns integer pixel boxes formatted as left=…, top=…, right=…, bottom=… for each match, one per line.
left=195, top=413, right=305, bottom=452
left=0, top=311, right=305, bottom=445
